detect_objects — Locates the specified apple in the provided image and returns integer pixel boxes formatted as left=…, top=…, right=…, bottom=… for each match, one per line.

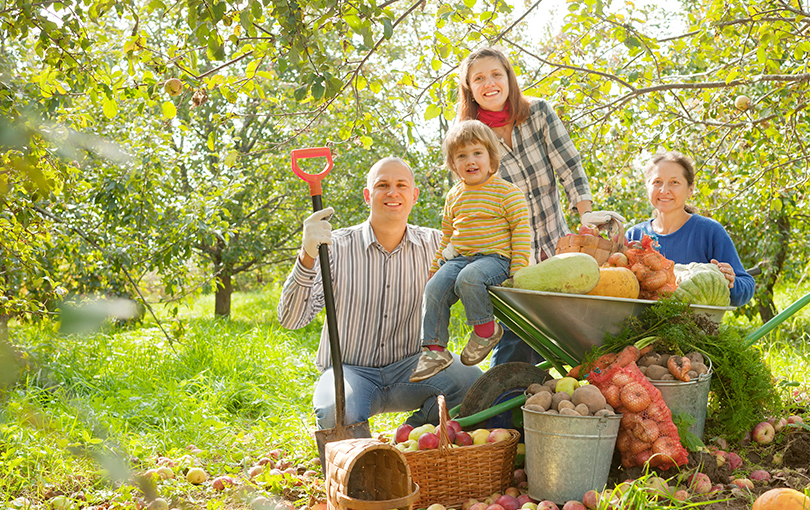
left=555, top=377, right=580, bottom=396
left=495, top=495, right=520, bottom=510
left=726, top=451, right=743, bottom=470
left=788, top=414, right=804, bottom=425
left=504, top=487, right=521, bottom=498
left=734, top=95, right=751, bottom=111
left=455, top=431, right=473, bottom=446
left=578, top=225, right=598, bottom=236
left=644, top=475, right=669, bottom=496
left=395, top=423, right=414, bottom=443
left=770, top=417, right=787, bottom=433
left=730, top=478, right=753, bottom=490
left=521, top=504, right=537, bottom=510
left=485, top=505, right=505, bottom=510
left=562, top=502, right=586, bottom=510
left=310, top=503, right=327, bottom=510
left=269, top=448, right=284, bottom=458
left=50, top=496, right=71, bottom=510
left=513, top=469, right=527, bottom=486
left=471, top=429, right=490, bottom=445
left=445, top=426, right=456, bottom=444
left=607, top=252, right=629, bottom=268
left=536, top=502, right=560, bottom=510
left=688, top=472, right=711, bottom=494
left=581, top=491, right=598, bottom=510
left=156, top=466, right=174, bottom=479
left=427, top=504, right=447, bottom=510
left=248, top=465, right=263, bottom=478
left=516, top=494, right=534, bottom=506
left=671, top=489, right=689, bottom=501
left=469, top=503, right=489, bottom=510
left=750, top=469, right=771, bottom=481
left=487, top=428, right=512, bottom=443
left=752, top=421, right=775, bottom=444
left=147, top=499, right=169, bottom=510
left=713, top=449, right=727, bottom=467
left=462, top=499, right=480, bottom=510
left=164, top=78, right=184, bottom=96
left=418, top=432, right=440, bottom=450
left=710, top=484, right=724, bottom=493
left=186, top=467, right=207, bottom=484
left=447, top=420, right=463, bottom=435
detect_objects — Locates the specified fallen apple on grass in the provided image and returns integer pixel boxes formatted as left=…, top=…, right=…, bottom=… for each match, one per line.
left=752, top=421, right=775, bottom=444
left=495, top=494, right=520, bottom=510
left=750, top=469, right=771, bottom=481
left=521, top=504, right=537, bottom=510
left=788, top=414, right=804, bottom=425
left=536, top=501, right=559, bottom=510
left=581, top=490, right=598, bottom=510
left=147, top=498, right=169, bottom=510
left=562, top=502, right=586, bottom=510
left=186, top=467, right=207, bottom=484
left=687, top=472, right=712, bottom=494
left=248, top=465, right=263, bottom=478
left=730, top=478, right=754, bottom=490
left=726, top=451, right=743, bottom=470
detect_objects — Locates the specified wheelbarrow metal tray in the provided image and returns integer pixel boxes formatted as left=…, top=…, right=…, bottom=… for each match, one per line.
left=489, top=286, right=734, bottom=362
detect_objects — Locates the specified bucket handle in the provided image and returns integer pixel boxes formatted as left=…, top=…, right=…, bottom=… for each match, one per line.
left=336, top=482, right=420, bottom=510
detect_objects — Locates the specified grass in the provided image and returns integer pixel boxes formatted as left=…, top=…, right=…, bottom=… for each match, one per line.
left=1, top=281, right=809, bottom=508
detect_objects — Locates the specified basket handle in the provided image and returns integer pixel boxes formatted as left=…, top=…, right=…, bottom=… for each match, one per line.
left=596, top=217, right=625, bottom=245
left=336, top=483, right=420, bottom=510
left=437, top=394, right=452, bottom=455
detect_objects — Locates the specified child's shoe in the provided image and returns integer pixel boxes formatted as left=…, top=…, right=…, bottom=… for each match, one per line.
left=461, top=322, right=503, bottom=365
left=410, top=348, right=454, bottom=382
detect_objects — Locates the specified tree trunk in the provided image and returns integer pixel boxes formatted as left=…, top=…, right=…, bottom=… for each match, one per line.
left=0, top=314, right=8, bottom=343
left=215, top=268, right=232, bottom=317
left=756, top=211, right=790, bottom=323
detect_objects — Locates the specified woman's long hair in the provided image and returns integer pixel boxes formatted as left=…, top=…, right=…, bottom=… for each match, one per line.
left=456, top=47, right=531, bottom=125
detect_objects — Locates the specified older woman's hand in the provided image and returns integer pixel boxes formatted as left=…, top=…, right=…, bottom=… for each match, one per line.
left=711, top=259, right=735, bottom=289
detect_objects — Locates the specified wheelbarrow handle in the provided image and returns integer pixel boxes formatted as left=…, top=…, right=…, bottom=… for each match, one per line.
left=291, top=147, right=333, bottom=197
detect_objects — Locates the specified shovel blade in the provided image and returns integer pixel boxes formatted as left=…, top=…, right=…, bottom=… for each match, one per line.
left=315, top=420, right=372, bottom=474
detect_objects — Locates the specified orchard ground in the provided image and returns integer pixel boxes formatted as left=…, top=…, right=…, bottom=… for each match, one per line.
left=1, top=281, right=809, bottom=509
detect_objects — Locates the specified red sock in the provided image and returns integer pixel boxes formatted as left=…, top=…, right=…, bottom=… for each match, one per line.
left=427, top=345, right=445, bottom=351
left=474, top=321, right=495, bottom=338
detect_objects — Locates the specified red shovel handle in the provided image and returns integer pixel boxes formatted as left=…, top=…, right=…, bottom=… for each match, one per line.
left=292, top=147, right=333, bottom=197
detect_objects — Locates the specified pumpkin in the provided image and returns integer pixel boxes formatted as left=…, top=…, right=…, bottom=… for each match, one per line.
left=751, top=488, right=810, bottom=510
left=672, top=262, right=731, bottom=306
left=588, top=267, right=640, bottom=299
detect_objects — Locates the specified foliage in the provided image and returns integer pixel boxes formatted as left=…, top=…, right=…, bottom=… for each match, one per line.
left=596, top=298, right=781, bottom=440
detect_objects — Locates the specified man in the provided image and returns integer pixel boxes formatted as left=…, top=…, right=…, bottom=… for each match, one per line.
left=277, top=157, right=482, bottom=429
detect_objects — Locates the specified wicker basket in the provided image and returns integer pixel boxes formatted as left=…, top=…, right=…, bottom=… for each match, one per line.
left=403, top=395, right=520, bottom=508
left=325, top=438, right=420, bottom=510
left=555, top=217, right=626, bottom=265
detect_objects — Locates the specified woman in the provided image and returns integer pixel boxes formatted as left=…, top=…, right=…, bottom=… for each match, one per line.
left=625, top=151, right=755, bottom=307
left=455, top=46, right=624, bottom=364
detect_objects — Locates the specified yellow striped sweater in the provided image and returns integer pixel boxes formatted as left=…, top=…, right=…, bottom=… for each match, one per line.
left=430, top=175, right=531, bottom=276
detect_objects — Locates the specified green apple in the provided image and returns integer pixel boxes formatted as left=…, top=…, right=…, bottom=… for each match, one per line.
left=555, top=376, right=580, bottom=396
left=186, top=467, right=208, bottom=484
left=164, top=78, right=184, bottom=97
left=734, top=95, right=751, bottom=110
left=408, top=425, right=427, bottom=441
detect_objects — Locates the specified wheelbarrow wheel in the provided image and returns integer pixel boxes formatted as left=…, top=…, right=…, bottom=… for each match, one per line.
left=458, top=362, right=549, bottom=427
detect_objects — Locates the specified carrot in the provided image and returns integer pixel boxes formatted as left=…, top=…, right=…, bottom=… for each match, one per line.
left=668, top=356, right=692, bottom=382
left=615, top=344, right=641, bottom=368
left=567, top=365, right=582, bottom=379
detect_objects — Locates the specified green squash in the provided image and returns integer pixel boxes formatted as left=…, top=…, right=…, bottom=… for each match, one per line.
left=672, top=262, right=731, bottom=306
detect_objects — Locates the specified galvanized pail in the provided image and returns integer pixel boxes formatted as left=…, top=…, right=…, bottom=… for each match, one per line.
left=522, top=408, right=621, bottom=504
left=649, top=357, right=713, bottom=439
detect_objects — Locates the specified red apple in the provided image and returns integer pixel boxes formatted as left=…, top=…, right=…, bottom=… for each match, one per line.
left=462, top=499, right=480, bottom=510
left=447, top=420, right=463, bottom=435
left=687, top=472, right=711, bottom=494
left=578, top=225, right=598, bottom=236
left=726, top=451, right=743, bottom=470
left=513, top=469, right=527, bottom=486
left=444, top=426, right=456, bottom=444
left=730, top=478, right=753, bottom=490
left=750, top=469, right=771, bottom=481
left=485, top=505, right=505, bottom=510
left=395, top=423, right=414, bottom=443
left=495, top=495, right=520, bottom=510
left=671, top=489, right=689, bottom=501
left=788, top=414, right=804, bottom=425
left=516, top=495, right=534, bottom=506
left=581, top=491, right=598, bottom=510
left=469, top=503, right=489, bottom=510
left=607, top=252, right=629, bottom=268
left=752, top=421, right=775, bottom=444
left=455, top=431, right=473, bottom=446
left=562, top=502, right=586, bottom=510
left=212, top=476, right=235, bottom=491
left=248, top=465, right=263, bottom=478
left=418, top=432, right=440, bottom=450
left=487, top=428, right=512, bottom=443
left=770, top=417, right=787, bottom=433
left=536, top=502, right=560, bottom=510
left=504, top=487, right=520, bottom=498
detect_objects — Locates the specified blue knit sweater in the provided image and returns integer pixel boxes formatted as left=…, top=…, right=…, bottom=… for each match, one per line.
left=626, top=215, right=754, bottom=307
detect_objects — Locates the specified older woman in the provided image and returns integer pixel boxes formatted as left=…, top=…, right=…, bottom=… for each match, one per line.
left=625, top=151, right=755, bottom=307
left=455, top=46, right=625, bottom=364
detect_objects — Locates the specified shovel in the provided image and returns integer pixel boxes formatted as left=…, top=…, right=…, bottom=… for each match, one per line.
left=291, top=147, right=371, bottom=472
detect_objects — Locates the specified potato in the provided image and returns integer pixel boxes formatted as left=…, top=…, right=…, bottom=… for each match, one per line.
left=692, top=362, right=709, bottom=375
left=524, top=404, right=546, bottom=412
left=687, top=370, right=698, bottom=380
left=544, top=378, right=561, bottom=391
left=686, top=351, right=704, bottom=365
left=645, top=365, right=670, bottom=380
left=545, top=408, right=559, bottom=414
left=594, top=409, right=615, bottom=417
left=559, top=407, right=580, bottom=416
left=551, top=391, right=572, bottom=410
left=657, top=353, right=671, bottom=366
left=572, top=385, right=607, bottom=414
left=638, top=353, right=661, bottom=367
left=557, top=400, right=575, bottom=411
left=575, top=403, right=590, bottom=416
left=526, top=391, right=552, bottom=410
left=527, top=383, right=549, bottom=395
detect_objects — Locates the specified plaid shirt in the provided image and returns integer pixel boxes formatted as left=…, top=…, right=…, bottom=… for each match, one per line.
left=277, top=221, right=441, bottom=372
left=498, top=100, right=592, bottom=262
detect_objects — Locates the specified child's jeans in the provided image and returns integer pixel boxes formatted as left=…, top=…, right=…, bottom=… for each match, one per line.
left=421, top=253, right=510, bottom=348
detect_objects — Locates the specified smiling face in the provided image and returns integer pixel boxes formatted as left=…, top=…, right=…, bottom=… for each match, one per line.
left=646, top=161, right=694, bottom=215
left=451, top=142, right=494, bottom=186
left=468, top=56, right=510, bottom=113
left=363, top=159, right=419, bottom=227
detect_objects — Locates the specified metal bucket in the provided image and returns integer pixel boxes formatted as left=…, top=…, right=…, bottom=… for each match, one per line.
left=522, top=408, right=621, bottom=504
left=649, top=357, right=713, bottom=440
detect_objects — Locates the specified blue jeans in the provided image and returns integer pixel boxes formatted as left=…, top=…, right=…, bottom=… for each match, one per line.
left=313, top=351, right=483, bottom=429
left=421, top=254, right=510, bottom=348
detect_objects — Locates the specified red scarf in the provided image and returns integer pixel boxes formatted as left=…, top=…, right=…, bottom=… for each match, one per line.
left=477, top=103, right=511, bottom=127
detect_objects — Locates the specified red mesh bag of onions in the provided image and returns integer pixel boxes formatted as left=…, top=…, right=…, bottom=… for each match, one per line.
left=588, top=362, right=688, bottom=470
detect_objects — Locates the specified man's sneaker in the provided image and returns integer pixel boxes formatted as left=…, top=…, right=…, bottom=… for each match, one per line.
left=461, top=322, right=503, bottom=366
left=410, top=348, right=454, bottom=382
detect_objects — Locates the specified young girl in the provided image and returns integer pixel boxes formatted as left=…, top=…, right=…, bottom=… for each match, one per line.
left=410, top=120, right=531, bottom=382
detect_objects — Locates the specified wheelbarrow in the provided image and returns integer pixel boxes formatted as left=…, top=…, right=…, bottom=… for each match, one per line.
left=451, top=286, right=810, bottom=428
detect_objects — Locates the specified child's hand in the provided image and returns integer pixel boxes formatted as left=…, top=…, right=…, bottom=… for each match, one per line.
left=442, top=242, right=459, bottom=260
